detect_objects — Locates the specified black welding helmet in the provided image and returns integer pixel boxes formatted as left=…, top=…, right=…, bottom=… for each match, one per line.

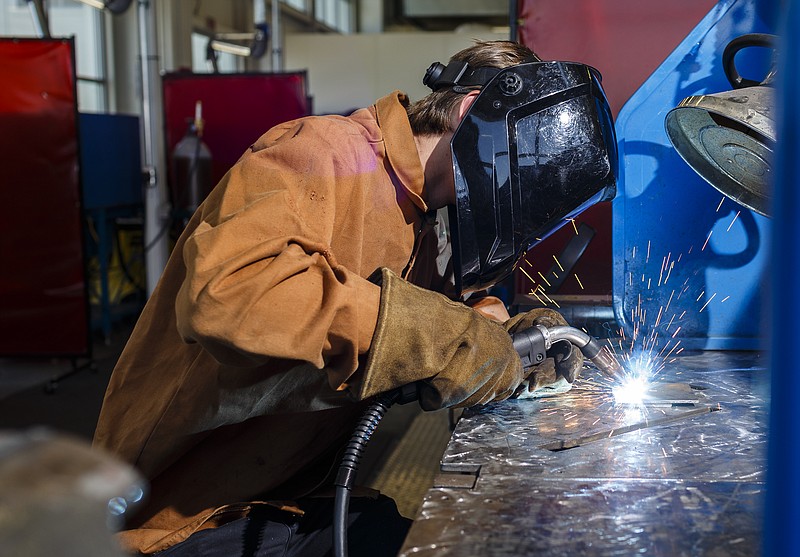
left=427, top=60, right=618, bottom=295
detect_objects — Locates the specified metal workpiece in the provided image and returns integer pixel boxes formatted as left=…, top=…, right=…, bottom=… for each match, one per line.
left=404, top=479, right=763, bottom=557
left=399, top=351, right=767, bottom=556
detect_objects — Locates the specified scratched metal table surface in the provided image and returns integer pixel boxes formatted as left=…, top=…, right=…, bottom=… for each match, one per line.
left=399, top=351, right=769, bottom=557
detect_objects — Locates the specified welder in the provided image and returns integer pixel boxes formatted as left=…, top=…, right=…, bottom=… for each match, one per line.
left=93, top=39, right=617, bottom=557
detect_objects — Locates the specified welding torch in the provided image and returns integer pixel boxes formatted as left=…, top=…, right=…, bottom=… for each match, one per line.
left=511, top=323, right=624, bottom=381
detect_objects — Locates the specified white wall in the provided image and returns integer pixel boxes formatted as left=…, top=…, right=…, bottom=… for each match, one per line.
left=284, top=31, right=507, bottom=115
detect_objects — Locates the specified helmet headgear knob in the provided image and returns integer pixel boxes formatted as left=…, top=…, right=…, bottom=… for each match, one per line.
left=423, top=62, right=446, bottom=89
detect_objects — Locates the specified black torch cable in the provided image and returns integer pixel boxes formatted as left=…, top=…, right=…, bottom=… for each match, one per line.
left=333, top=391, right=398, bottom=557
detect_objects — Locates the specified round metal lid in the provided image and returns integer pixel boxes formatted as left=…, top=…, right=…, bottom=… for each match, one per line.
left=664, top=87, right=775, bottom=217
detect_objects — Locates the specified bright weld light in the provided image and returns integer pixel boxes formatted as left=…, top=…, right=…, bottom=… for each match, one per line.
left=612, top=375, right=649, bottom=405
left=612, top=352, right=656, bottom=405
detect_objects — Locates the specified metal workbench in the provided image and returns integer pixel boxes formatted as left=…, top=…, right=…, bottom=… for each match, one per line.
left=399, top=351, right=768, bottom=556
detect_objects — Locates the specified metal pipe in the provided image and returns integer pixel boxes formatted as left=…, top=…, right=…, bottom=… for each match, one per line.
left=26, top=0, right=50, bottom=38
left=545, top=325, right=624, bottom=380
left=137, top=0, right=169, bottom=295
left=271, top=0, right=282, bottom=71
left=254, top=0, right=266, bottom=28
left=509, top=0, right=518, bottom=42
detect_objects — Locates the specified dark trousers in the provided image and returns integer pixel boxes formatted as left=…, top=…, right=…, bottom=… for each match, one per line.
left=156, top=495, right=411, bottom=557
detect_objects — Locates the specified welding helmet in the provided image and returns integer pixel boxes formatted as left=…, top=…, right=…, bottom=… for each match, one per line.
left=425, top=59, right=618, bottom=295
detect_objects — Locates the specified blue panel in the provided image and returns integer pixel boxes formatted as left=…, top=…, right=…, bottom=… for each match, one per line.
left=764, top=0, right=799, bottom=554
left=79, top=112, right=142, bottom=210
left=613, top=0, right=776, bottom=350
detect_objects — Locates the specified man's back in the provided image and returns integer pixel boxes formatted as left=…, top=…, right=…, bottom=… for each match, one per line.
left=93, top=95, right=431, bottom=554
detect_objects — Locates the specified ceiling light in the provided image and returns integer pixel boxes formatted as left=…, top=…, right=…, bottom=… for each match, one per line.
left=74, top=0, right=132, bottom=15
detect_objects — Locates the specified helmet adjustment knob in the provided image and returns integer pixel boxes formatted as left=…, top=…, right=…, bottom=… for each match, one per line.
left=499, top=72, right=523, bottom=95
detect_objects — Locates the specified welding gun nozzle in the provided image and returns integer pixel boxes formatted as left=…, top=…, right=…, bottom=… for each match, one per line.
left=588, top=347, right=624, bottom=381
left=579, top=337, right=624, bottom=380
left=538, top=326, right=624, bottom=381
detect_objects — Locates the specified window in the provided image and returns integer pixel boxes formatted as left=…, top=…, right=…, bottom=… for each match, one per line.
left=0, top=0, right=108, bottom=111
left=283, top=0, right=307, bottom=12
left=314, top=0, right=353, bottom=34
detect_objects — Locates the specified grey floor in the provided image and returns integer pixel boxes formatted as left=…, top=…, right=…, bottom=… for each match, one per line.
left=0, top=316, right=137, bottom=438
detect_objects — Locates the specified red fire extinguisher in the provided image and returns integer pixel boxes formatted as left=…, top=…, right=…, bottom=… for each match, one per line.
left=171, top=100, right=213, bottom=217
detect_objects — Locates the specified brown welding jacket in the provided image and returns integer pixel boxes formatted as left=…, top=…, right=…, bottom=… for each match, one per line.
left=93, top=92, right=453, bottom=553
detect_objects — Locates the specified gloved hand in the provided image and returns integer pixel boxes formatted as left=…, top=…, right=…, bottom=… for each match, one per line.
left=503, top=308, right=584, bottom=398
left=354, top=268, right=524, bottom=410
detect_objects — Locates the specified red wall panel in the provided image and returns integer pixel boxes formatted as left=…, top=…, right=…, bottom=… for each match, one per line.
left=162, top=71, right=310, bottom=208
left=0, top=38, right=89, bottom=356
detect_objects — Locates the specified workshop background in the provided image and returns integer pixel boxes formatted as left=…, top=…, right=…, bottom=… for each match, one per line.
left=0, top=0, right=797, bottom=555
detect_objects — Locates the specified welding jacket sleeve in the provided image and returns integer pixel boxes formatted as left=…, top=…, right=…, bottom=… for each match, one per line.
left=355, top=268, right=524, bottom=410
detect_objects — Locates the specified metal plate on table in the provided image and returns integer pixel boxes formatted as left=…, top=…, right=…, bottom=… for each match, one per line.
left=400, top=351, right=767, bottom=556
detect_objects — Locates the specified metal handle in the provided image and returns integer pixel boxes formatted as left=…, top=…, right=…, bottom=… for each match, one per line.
left=722, top=33, right=778, bottom=89
left=511, top=325, right=547, bottom=368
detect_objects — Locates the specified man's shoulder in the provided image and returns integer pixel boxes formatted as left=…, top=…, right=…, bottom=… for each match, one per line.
left=308, top=108, right=381, bottom=140
left=253, top=109, right=378, bottom=149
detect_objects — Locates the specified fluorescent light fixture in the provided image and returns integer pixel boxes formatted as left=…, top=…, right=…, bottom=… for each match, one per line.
left=205, top=23, right=269, bottom=66
left=73, top=0, right=132, bottom=14
left=209, top=40, right=252, bottom=57
left=75, top=0, right=105, bottom=9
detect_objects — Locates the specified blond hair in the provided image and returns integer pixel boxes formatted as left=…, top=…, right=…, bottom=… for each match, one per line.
left=407, top=40, right=540, bottom=136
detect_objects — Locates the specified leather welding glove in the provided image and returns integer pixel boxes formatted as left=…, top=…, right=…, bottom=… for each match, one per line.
left=503, top=308, right=584, bottom=397
left=355, top=268, right=524, bottom=411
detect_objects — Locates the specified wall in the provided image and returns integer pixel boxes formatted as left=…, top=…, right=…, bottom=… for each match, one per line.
left=284, top=31, right=507, bottom=115
left=108, top=4, right=507, bottom=116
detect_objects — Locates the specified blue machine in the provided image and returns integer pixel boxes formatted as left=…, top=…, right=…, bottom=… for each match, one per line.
left=613, top=0, right=776, bottom=351
left=78, top=112, right=144, bottom=341
left=79, top=112, right=142, bottom=210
